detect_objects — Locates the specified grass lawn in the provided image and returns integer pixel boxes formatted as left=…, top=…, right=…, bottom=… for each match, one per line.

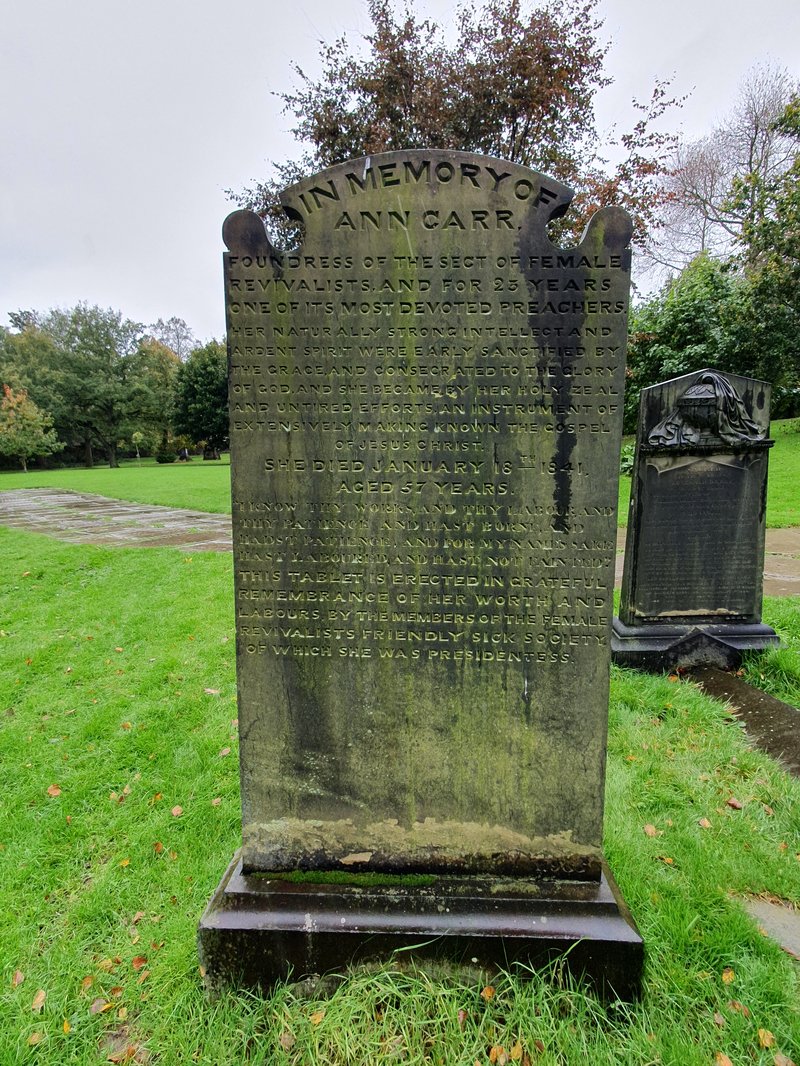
left=1, top=527, right=799, bottom=1065
left=0, top=457, right=233, bottom=515
left=1, top=418, right=798, bottom=528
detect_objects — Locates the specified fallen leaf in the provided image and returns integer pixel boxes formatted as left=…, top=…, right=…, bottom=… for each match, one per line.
left=90, top=997, right=113, bottom=1014
left=481, top=985, right=496, bottom=1000
left=534, top=1040, right=545, bottom=1053
left=722, top=967, right=735, bottom=984
left=713, top=1012, right=726, bottom=1027
left=63, top=1019, right=71, bottom=1034
left=310, top=1009, right=325, bottom=1025
left=668, top=673, right=679, bottom=682
left=774, top=1054, right=796, bottom=1066
left=153, top=842, right=164, bottom=854
left=279, top=1031, right=296, bottom=1050
left=31, top=988, right=46, bottom=1012
left=121, top=722, right=131, bottom=731
left=12, top=970, right=24, bottom=987
left=136, top=970, right=150, bottom=985
left=458, top=1008, right=468, bottom=1029
left=218, top=747, right=231, bottom=758
left=211, top=797, right=221, bottom=807
left=115, top=647, right=123, bottom=653
left=698, top=818, right=713, bottom=829
left=643, top=824, right=660, bottom=837
left=510, top=1040, right=524, bottom=1061
left=80, top=975, right=94, bottom=992
left=119, top=858, right=130, bottom=868
left=117, top=1006, right=128, bottom=1021
left=759, top=1030, right=776, bottom=1048
left=27, top=1033, right=42, bottom=1046
left=171, top=806, right=182, bottom=818
left=204, top=688, right=220, bottom=695
left=132, top=911, right=145, bottom=925
left=657, top=855, right=674, bottom=865
left=715, top=1055, right=733, bottom=1066
left=763, top=804, right=774, bottom=816
left=47, top=784, right=61, bottom=797
left=110, top=986, right=124, bottom=997
left=727, top=797, right=743, bottom=810
left=132, top=956, right=148, bottom=972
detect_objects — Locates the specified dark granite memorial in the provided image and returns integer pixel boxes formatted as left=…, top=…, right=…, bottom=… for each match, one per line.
left=613, top=369, right=779, bottom=671
left=199, top=149, right=642, bottom=996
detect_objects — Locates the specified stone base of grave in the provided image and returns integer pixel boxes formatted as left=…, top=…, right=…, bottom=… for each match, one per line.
left=198, top=852, right=643, bottom=1000
left=611, top=617, right=779, bottom=672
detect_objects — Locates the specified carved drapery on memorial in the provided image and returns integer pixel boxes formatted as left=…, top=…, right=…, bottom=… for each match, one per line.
left=200, top=150, right=643, bottom=995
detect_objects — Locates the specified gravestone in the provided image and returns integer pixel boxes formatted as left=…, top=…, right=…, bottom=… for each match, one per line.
left=199, top=150, right=642, bottom=996
left=613, top=369, right=779, bottom=670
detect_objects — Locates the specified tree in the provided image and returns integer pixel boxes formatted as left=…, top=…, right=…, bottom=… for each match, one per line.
left=653, top=64, right=797, bottom=272
left=232, top=0, right=679, bottom=248
left=147, top=317, right=195, bottom=362
left=721, top=94, right=800, bottom=411
left=625, top=253, right=735, bottom=430
left=130, top=337, right=181, bottom=454
left=0, top=385, right=62, bottom=471
left=173, top=341, right=228, bottom=457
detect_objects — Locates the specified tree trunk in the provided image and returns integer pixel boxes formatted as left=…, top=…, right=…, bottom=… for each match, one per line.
left=20, top=457, right=27, bottom=472
left=84, top=439, right=94, bottom=468
left=107, top=442, right=119, bottom=468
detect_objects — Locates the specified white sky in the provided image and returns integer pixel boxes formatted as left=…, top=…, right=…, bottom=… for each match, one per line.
left=1, top=0, right=798, bottom=343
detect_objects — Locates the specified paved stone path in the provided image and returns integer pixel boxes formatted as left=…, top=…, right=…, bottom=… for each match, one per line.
left=0, top=488, right=232, bottom=552
left=1, top=489, right=799, bottom=596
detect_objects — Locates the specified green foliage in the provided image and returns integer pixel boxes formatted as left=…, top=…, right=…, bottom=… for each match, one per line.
left=234, top=0, right=679, bottom=248
left=173, top=341, right=229, bottom=451
left=0, top=384, right=62, bottom=471
left=625, top=254, right=735, bottom=431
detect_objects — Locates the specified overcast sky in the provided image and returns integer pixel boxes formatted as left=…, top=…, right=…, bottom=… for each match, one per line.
left=1, top=0, right=798, bottom=343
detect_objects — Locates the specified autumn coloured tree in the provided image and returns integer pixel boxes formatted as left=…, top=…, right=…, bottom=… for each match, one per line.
left=0, top=384, right=62, bottom=471
left=232, top=0, right=679, bottom=247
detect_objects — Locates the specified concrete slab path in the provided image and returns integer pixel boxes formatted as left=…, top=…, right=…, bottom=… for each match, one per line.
left=0, top=488, right=232, bottom=552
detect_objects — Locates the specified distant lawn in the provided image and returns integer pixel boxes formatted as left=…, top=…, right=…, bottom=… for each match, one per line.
left=1, top=526, right=799, bottom=1064
left=0, top=456, right=233, bottom=514
left=2, top=418, right=798, bottom=529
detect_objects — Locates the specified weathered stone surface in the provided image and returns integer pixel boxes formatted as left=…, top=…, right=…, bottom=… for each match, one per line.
left=198, top=853, right=643, bottom=999
left=223, top=150, right=632, bottom=878
left=614, top=369, right=779, bottom=670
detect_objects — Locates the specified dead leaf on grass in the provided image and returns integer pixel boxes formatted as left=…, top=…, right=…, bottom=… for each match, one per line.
left=774, top=1054, right=796, bottom=1066
left=643, top=824, right=660, bottom=837
left=698, top=818, right=713, bottom=829
left=715, top=1054, right=733, bottom=1066
left=713, top=1012, right=726, bottom=1027
left=218, top=746, right=231, bottom=758
left=171, top=806, right=182, bottom=818
left=759, top=1030, right=777, bottom=1048
left=727, top=797, right=743, bottom=810
left=47, top=784, right=61, bottom=797
left=131, top=956, right=148, bottom=972
left=309, top=1009, right=325, bottom=1025
left=27, top=1033, right=42, bottom=1046
left=721, top=967, right=735, bottom=984
left=90, top=997, right=113, bottom=1014
left=481, top=985, right=495, bottom=1001
left=727, top=999, right=750, bottom=1017
left=12, top=970, right=24, bottom=987
left=31, top=988, right=46, bottom=1012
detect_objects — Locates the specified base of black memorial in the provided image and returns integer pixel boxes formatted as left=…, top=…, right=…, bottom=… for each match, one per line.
left=611, top=616, right=779, bottom=672
left=198, top=852, right=643, bottom=1000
